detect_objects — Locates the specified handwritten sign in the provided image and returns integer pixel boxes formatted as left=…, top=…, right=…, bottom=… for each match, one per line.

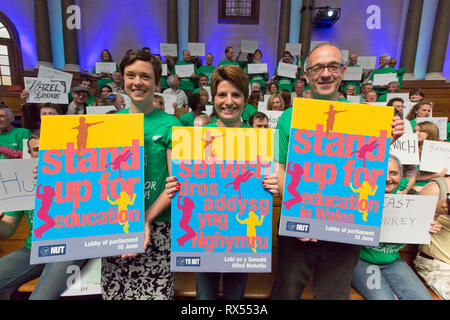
left=24, top=77, right=68, bottom=104
left=38, top=65, right=73, bottom=90
left=389, top=134, right=420, bottom=165
left=279, top=98, right=394, bottom=246
left=170, top=126, right=274, bottom=272
left=416, top=117, right=448, bottom=140
left=160, top=43, right=178, bottom=57
left=264, top=110, right=282, bottom=129
left=0, top=159, right=37, bottom=211
left=30, top=114, right=145, bottom=264
left=379, top=194, right=437, bottom=244
left=419, top=140, right=450, bottom=173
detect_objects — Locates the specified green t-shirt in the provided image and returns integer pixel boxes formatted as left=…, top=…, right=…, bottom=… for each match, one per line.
left=245, top=62, right=267, bottom=88
left=117, top=108, right=181, bottom=222
left=241, top=104, right=257, bottom=122
left=205, top=121, right=252, bottom=128
left=0, top=127, right=32, bottom=159
left=174, top=61, right=199, bottom=91
left=4, top=210, right=34, bottom=250
left=359, top=243, right=406, bottom=264
left=275, top=97, right=349, bottom=164
left=217, top=60, right=239, bottom=67
left=179, top=111, right=206, bottom=127
left=198, top=65, right=216, bottom=85
left=369, top=66, right=398, bottom=95
left=273, top=65, right=295, bottom=92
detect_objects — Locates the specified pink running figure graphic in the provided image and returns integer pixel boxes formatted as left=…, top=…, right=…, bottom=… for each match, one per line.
left=176, top=196, right=196, bottom=247
left=351, top=141, right=378, bottom=167
left=283, top=161, right=304, bottom=211
left=225, top=170, right=254, bottom=198
left=33, top=185, right=56, bottom=238
left=324, top=104, right=347, bottom=136
left=72, top=117, right=104, bottom=158
left=106, top=150, right=133, bottom=177
left=202, top=130, right=223, bottom=164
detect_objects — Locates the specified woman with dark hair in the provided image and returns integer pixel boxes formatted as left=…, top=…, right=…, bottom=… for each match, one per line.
left=179, top=93, right=207, bottom=126
left=165, top=65, right=278, bottom=300
left=245, top=49, right=269, bottom=95
left=93, top=49, right=120, bottom=90
left=93, top=84, right=113, bottom=106
left=406, top=101, right=432, bottom=131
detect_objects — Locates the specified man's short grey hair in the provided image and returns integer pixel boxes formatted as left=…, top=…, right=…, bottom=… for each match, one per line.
left=388, top=155, right=404, bottom=180
left=380, top=54, right=390, bottom=60
left=0, top=105, right=13, bottom=118
left=167, top=74, right=179, bottom=87
left=304, top=41, right=343, bottom=69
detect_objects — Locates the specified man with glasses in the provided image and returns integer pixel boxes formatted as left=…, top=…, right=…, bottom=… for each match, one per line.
left=270, top=42, right=404, bottom=300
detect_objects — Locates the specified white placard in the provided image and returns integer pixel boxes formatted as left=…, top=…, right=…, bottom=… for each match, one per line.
left=188, top=42, right=205, bottom=56
left=0, top=159, right=37, bottom=211
left=403, top=102, right=415, bottom=119
left=247, top=63, right=268, bottom=74
left=263, top=94, right=271, bottom=102
left=86, top=106, right=117, bottom=114
left=162, top=64, right=168, bottom=76
left=366, top=102, right=387, bottom=106
left=94, top=62, right=116, bottom=74
left=389, top=133, right=420, bottom=165
left=24, top=77, right=69, bottom=104
left=204, top=104, right=213, bottom=117
left=341, top=50, right=349, bottom=64
left=343, top=67, right=363, bottom=81
left=373, top=73, right=398, bottom=86
left=38, top=65, right=73, bottom=90
left=310, top=41, right=327, bottom=52
left=60, top=259, right=102, bottom=297
left=241, top=39, right=258, bottom=53
left=175, top=64, right=195, bottom=78
left=277, top=62, right=297, bottom=79
left=419, top=140, right=450, bottom=173
left=346, top=95, right=361, bottom=104
left=264, top=110, right=283, bottom=129
left=379, top=194, right=438, bottom=244
left=155, top=93, right=177, bottom=114
left=22, top=139, right=30, bottom=159
left=258, top=100, right=268, bottom=111
left=285, top=43, right=302, bottom=56
left=386, top=93, right=411, bottom=104
left=357, top=56, right=377, bottom=69
left=416, top=117, right=448, bottom=140
left=160, top=43, right=178, bottom=57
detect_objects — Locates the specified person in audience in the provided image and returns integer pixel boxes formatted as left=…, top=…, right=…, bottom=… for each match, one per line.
left=344, top=84, right=356, bottom=96
left=152, top=95, right=165, bottom=112
left=247, top=90, right=262, bottom=109
left=0, top=130, right=87, bottom=300
left=101, top=49, right=181, bottom=300
left=193, top=114, right=212, bottom=127
left=109, top=71, right=125, bottom=94
left=269, top=41, right=405, bottom=300
left=93, top=84, right=113, bottom=106
left=291, top=80, right=305, bottom=105
left=360, top=83, right=374, bottom=103
left=365, top=90, right=378, bottom=103
left=409, top=88, right=425, bottom=102
left=68, top=77, right=95, bottom=106
left=218, top=46, right=238, bottom=66
left=179, top=93, right=207, bottom=127
left=267, top=93, right=284, bottom=111
left=268, top=81, right=279, bottom=95
left=413, top=121, right=447, bottom=192
left=174, top=49, right=199, bottom=98
left=245, top=49, right=269, bottom=95
left=198, top=53, right=216, bottom=85
left=303, top=88, right=313, bottom=99
left=406, top=101, right=432, bottom=130
left=0, top=104, right=31, bottom=159
left=66, top=86, right=90, bottom=115
left=369, top=54, right=398, bottom=95
left=163, top=74, right=189, bottom=110
left=236, top=50, right=253, bottom=70
left=142, top=47, right=151, bottom=54
left=272, top=51, right=296, bottom=92
left=20, top=90, right=65, bottom=130
left=388, top=57, right=397, bottom=68
left=39, top=103, right=62, bottom=117
left=338, top=90, right=347, bottom=100
left=378, top=81, right=400, bottom=102
left=387, top=98, right=413, bottom=134
left=415, top=175, right=450, bottom=300
left=351, top=155, right=438, bottom=300
left=348, top=52, right=359, bottom=67
left=198, top=88, right=212, bottom=109
left=93, top=49, right=119, bottom=89
left=279, top=90, right=291, bottom=109
left=165, top=65, right=278, bottom=300
left=249, top=111, right=269, bottom=128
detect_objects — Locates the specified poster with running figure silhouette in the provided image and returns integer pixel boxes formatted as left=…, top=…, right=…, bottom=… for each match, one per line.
left=30, top=114, right=145, bottom=264
left=279, top=98, right=394, bottom=246
left=170, top=126, right=274, bottom=272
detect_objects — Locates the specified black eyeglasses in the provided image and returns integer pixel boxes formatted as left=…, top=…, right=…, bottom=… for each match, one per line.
left=307, top=63, right=344, bottom=75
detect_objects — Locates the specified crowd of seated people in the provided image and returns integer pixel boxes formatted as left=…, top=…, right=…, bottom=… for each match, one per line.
left=0, top=43, right=448, bottom=301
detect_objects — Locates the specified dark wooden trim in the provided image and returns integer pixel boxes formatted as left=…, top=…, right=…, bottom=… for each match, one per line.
left=218, top=0, right=260, bottom=25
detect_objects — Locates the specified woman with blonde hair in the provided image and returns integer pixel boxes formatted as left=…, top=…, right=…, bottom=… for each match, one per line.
left=267, top=93, right=285, bottom=111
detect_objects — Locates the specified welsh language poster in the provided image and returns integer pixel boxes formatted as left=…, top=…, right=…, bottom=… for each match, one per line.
left=171, top=127, right=274, bottom=272
left=279, top=99, right=393, bottom=246
left=30, top=114, right=145, bottom=264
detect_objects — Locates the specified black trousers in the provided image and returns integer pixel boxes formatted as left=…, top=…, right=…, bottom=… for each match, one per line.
left=270, top=235, right=361, bottom=300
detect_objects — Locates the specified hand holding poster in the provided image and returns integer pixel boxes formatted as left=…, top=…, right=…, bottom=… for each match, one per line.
left=279, top=99, right=394, bottom=246
left=389, top=133, right=420, bottom=165
left=170, top=127, right=274, bottom=272
left=30, top=114, right=145, bottom=264
left=379, top=194, right=437, bottom=244
left=24, top=77, right=69, bottom=104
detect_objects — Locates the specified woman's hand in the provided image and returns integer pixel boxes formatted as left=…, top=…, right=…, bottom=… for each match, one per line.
left=165, top=176, right=180, bottom=198
left=262, top=172, right=279, bottom=196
